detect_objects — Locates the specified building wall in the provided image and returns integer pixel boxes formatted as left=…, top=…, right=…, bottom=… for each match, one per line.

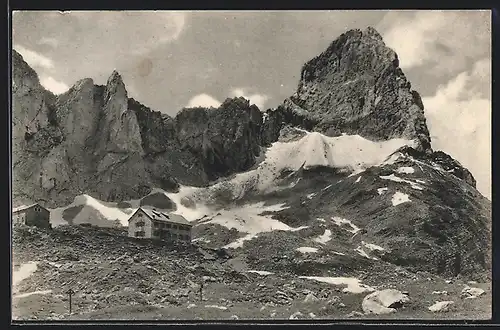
left=25, top=207, right=51, bottom=228
left=12, top=213, right=26, bottom=225
left=128, top=210, right=153, bottom=239
left=151, top=222, right=192, bottom=242
left=13, top=205, right=51, bottom=228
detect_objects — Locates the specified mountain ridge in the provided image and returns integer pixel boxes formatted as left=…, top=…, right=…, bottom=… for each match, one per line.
left=11, top=27, right=478, bottom=208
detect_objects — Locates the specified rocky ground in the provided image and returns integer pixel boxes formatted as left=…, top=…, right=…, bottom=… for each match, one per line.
left=11, top=225, right=491, bottom=321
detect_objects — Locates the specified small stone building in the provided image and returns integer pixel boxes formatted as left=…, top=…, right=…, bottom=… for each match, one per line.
left=128, top=207, right=192, bottom=243
left=12, top=203, right=51, bottom=229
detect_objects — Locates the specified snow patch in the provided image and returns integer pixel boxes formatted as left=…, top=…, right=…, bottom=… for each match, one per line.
left=316, top=218, right=326, bottom=223
left=13, top=290, right=52, bottom=299
left=396, top=166, right=415, bottom=174
left=314, top=229, right=332, bottom=244
left=306, top=193, right=317, bottom=200
left=377, top=187, right=389, bottom=195
left=332, top=217, right=360, bottom=234
left=296, top=247, right=319, bottom=253
left=355, top=246, right=378, bottom=260
left=263, top=132, right=412, bottom=173
left=299, top=276, right=375, bottom=294
left=362, top=241, right=385, bottom=251
left=355, top=176, right=362, bottom=183
left=380, top=174, right=424, bottom=190
left=246, top=270, right=274, bottom=276
left=391, top=191, right=411, bottom=206
left=322, top=184, right=332, bottom=191
left=163, top=186, right=211, bottom=222
left=49, top=194, right=134, bottom=227
left=12, top=262, right=38, bottom=288
left=205, top=305, right=228, bottom=310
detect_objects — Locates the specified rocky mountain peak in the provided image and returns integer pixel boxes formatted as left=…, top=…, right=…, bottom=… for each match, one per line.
left=363, top=26, right=384, bottom=40
left=104, top=70, right=127, bottom=100
left=284, top=27, right=431, bottom=153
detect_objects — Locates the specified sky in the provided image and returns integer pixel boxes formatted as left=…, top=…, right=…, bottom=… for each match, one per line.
left=11, top=10, right=491, bottom=199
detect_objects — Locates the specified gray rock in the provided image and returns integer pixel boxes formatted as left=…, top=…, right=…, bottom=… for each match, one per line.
left=362, top=289, right=409, bottom=315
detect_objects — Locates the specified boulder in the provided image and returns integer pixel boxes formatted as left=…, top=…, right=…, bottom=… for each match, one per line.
left=461, top=286, right=485, bottom=299
left=428, top=301, right=454, bottom=313
left=361, top=289, right=409, bottom=315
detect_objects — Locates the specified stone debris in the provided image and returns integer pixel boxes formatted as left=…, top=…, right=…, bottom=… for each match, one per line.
left=362, top=289, right=409, bottom=315
left=303, top=292, right=319, bottom=303
left=461, top=286, right=485, bottom=299
left=289, top=311, right=304, bottom=320
left=428, top=301, right=454, bottom=312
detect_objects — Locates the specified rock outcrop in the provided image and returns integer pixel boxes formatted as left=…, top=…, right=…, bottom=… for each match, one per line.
left=283, top=27, right=432, bottom=152
left=175, top=97, right=263, bottom=180
left=11, top=26, right=480, bottom=208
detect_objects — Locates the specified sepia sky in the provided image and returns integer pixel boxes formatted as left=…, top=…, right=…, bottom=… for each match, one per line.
left=11, top=10, right=491, bottom=199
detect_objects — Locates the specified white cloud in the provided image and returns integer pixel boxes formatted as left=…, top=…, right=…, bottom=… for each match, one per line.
left=423, top=58, right=491, bottom=199
left=13, top=44, right=54, bottom=69
left=230, top=88, right=269, bottom=110
left=70, top=11, right=186, bottom=55
left=186, top=94, right=221, bottom=108
left=40, top=76, right=69, bottom=95
left=38, top=37, right=59, bottom=48
left=378, top=10, right=490, bottom=75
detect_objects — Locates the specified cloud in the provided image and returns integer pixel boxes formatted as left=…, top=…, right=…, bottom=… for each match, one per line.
left=13, top=44, right=54, bottom=69
left=230, top=88, right=269, bottom=110
left=423, top=58, right=491, bottom=199
left=40, top=76, right=69, bottom=95
left=69, top=11, right=187, bottom=55
left=38, top=37, right=59, bottom=48
left=186, top=94, right=222, bottom=108
left=378, top=11, right=490, bottom=75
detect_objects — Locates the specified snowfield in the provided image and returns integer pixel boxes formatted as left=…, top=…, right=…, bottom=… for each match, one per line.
left=299, top=276, right=375, bottom=294
left=263, top=132, right=414, bottom=174
left=296, top=247, right=319, bottom=253
left=12, top=261, right=39, bottom=288
left=314, top=229, right=332, bottom=244
left=391, top=191, right=411, bottom=206
left=377, top=187, right=389, bottom=195
left=332, top=217, right=361, bottom=234
left=165, top=131, right=415, bottom=206
left=246, top=270, right=274, bottom=276
left=380, top=174, right=424, bottom=191
left=49, top=194, right=138, bottom=227
left=396, top=167, right=415, bottom=174
left=192, top=202, right=310, bottom=249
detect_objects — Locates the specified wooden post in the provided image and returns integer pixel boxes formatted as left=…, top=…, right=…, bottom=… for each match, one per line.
left=66, top=288, right=75, bottom=315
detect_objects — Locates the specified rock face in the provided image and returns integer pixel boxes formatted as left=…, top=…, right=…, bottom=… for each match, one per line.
left=176, top=97, right=263, bottom=180
left=284, top=27, right=431, bottom=152
left=11, top=26, right=479, bottom=210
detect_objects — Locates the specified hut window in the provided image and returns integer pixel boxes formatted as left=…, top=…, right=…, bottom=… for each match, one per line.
left=136, top=221, right=145, bottom=227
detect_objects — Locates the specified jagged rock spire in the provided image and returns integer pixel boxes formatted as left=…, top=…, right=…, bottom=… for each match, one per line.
left=285, top=27, right=432, bottom=153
